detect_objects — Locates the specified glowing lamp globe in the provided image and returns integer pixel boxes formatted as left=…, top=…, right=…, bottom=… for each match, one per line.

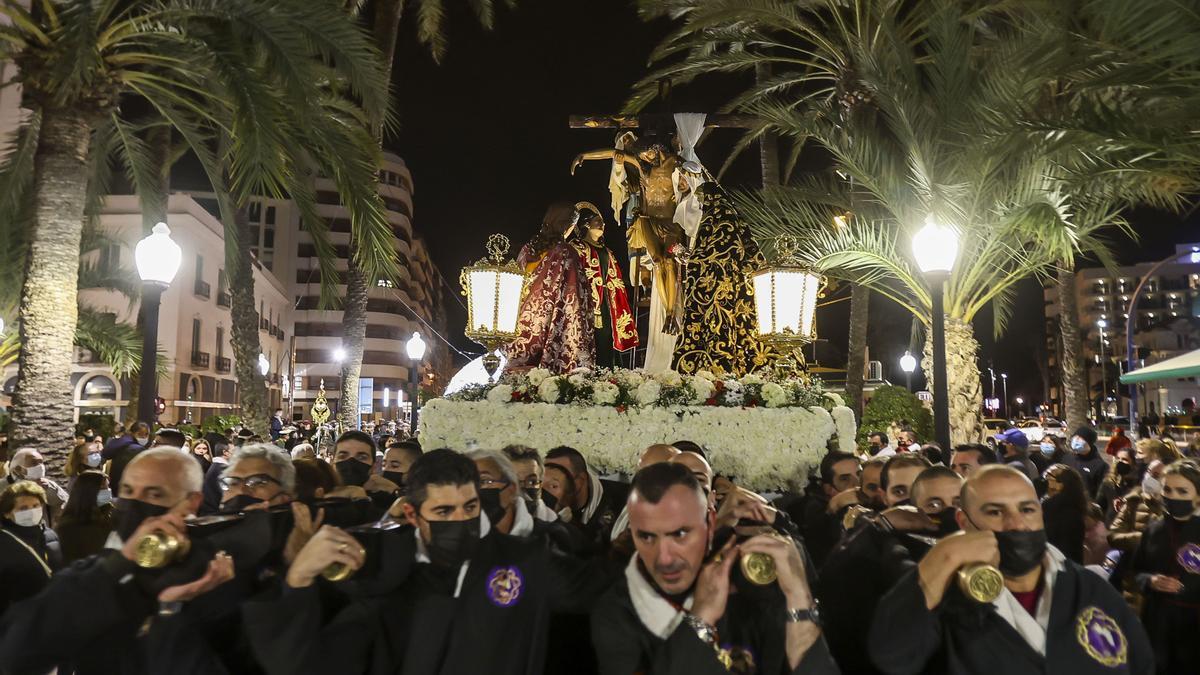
left=900, top=351, right=917, bottom=374
left=136, top=222, right=183, bottom=286
left=406, top=332, right=427, bottom=361
left=258, top=353, right=270, bottom=376
left=911, top=216, right=959, bottom=275
left=750, top=235, right=825, bottom=373
left=461, top=234, right=527, bottom=380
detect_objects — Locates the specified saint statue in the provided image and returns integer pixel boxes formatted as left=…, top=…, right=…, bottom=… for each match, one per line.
left=572, top=132, right=687, bottom=371
left=506, top=202, right=638, bottom=373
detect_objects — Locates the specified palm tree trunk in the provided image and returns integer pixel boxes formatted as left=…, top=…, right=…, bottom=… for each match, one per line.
left=338, top=255, right=369, bottom=429
left=1057, top=264, right=1088, bottom=430
left=755, top=63, right=780, bottom=188
left=11, top=107, right=95, bottom=469
left=923, top=317, right=983, bottom=445
left=844, top=283, right=869, bottom=422
left=228, top=207, right=270, bottom=437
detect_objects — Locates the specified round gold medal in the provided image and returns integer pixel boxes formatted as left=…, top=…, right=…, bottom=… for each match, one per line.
left=741, top=551, right=777, bottom=585
left=957, top=563, right=1004, bottom=603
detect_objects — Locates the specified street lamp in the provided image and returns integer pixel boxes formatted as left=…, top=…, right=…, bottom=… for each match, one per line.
left=406, top=332, right=427, bottom=435
left=1016, top=396, right=1024, bottom=417
left=258, top=353, right=270, bottom=377
left=1097, top=319, right=1108, bottom=421
left=333, top=347, right=347, bottom=363
left=912, top=216, right=958, bottom=451
left=134, top=223, right=182, bottom=426
left=1001, top=373, right=1009, bottom=418
left=899, top=351, right=917, bottom=392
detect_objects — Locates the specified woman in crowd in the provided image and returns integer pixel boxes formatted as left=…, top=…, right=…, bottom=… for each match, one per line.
left=1111, top=458, right=1169, bottom=554
left=1130, top=460, right=1200, bottom=674
left=1042, top=463, right=1088, bottom=563
left=63, top=440, right=104, bottom=491
left=0, top=481, right=61, bottom=615
left=55, top=470, right=114, bottom=563
left=1138, top=437, right=1182, bottom=475
left=1099, top=447, right=1140, bottom=522
left=189, top=437, right=213, bottom=474
left=1083, top=502, right=1112, bottom=568
left=292, top=457, right=342, bottom=502
left=1031, top=434, right=1067, bottom=475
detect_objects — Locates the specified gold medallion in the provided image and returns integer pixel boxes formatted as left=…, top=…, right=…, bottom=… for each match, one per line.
left=740, top=551, right=777, bottom=585
left=957, top=563, right=1004, bottom=603
left=322, top=562, right=355, bottom=582
left=134, top=532, right=188, bottom=569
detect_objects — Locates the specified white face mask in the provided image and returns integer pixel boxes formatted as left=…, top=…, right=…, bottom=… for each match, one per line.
left=85, top=452, right=102, bottom=467
left=1142, top=474, right=1163, bottom=498
left=96, top=488, right=113, bottom=507
left=23, top=464, right=45, bottom=481
left=135, top=436, right=150, bottom=446
left=12, top=508, right=42, bottom=527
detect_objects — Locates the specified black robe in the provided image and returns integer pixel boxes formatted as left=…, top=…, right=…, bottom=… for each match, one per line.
left=1129, top=514, right=1200, bottom=673
left=243, top=527, right=613, bottom=675
left=590, top=571, right=840, bottom=675
left=869, top=558, right=1154, bottom=674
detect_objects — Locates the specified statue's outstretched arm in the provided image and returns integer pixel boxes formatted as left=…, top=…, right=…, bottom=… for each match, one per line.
left=571, top=148, right=636, bottom=175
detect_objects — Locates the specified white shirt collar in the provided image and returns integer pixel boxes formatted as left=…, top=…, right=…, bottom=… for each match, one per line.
left=412, top=512, right=491, bottom=598
left=990, top=544, right=1067, bottom=656
left=624, top=554, right=693, bottom=639
left=581, top=469, right=604, bottom=524
left=510, top=498, right=535, bottom=537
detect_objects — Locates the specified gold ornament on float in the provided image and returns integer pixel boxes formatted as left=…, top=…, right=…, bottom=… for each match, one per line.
left=460, top=234, right=526, bottom=381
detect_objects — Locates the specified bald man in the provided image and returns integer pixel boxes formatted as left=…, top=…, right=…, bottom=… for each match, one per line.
left=671, top=450, right=714, bottom=509
left=639, top=444, right=680, bottom=470
left=869, top=465, right=1153, bottom=675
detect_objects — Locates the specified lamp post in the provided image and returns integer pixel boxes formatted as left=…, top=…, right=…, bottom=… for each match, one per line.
left=461, top=234, right=526, bottom=382
left=406, top=332, right=426, bottom=436
left=134, top=223, right=182, bottom=426
left=1016, top=396, right=1024, bottom=417
left=900, top=351, right=917, bottom=392
left=1001, top=374, right=1009, bottom=419
left=1097, top=318, right=1108, bottom=422
left=912, top=217, right=958, bottom=451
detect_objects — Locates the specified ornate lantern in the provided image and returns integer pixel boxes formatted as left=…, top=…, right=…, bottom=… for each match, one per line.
left=751, top=235, right=825, bottom=373
left=461, top=234, right=526, bottom=381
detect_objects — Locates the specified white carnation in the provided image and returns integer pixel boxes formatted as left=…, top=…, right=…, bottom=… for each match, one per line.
left=695, top=370, right=717, bottom=382
left=762, top=382, right=788, bottom=408
left=592, top=381, right=619, bottom=406
left=538, top=377, right=563, bottom=403
left=526, top=368, right=552, bottom=387
left=568, top=373, right=590, bottom=387
left=723, top=380, right=745, bottom=406
left=569, top=366, right=592, bottom=377
left=741, top=373, right=765, bottom=386
left=690, top=377, right=716, bottom=404
left=636, top=380, right=662, bottom=406
left=656, top=371, right=683, bottom=387
left=824, top=392, right=846, bottom=408
left=616, top=369, right=644, bottom=388
left=486, top=384, right=514, bottom=404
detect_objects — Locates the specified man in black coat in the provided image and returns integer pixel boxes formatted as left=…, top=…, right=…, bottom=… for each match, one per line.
left=101, top=421, right=150, bottom=491
left=591, top=463, right=838, bottom=675
left=243, top=448, right=613, bottom=675
left=869, top=465, right=1153, bottom=674
left=546, top=445, right=629, bottom=549
left=1065, top=426, right=1110, bottom=500
left=797, top=451, right=861, bottom=569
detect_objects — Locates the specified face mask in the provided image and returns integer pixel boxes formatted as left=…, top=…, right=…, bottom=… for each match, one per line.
left=1164, top=497, right=1197, bottom=520
left=135, top=436, right=150, bottom=447
left=1071, top=438, right=1087, bottom=453
left=892, top=498, right=912, bottom=508
left=23, top=464, right=45, bottom=481
left=114, top=498, right=170, bottom=541
left=219, top=494, right=266, bottom=514
left=335, top=459, right=371, bottom=487
left=541, top=491, right=559, bottom=511
left=96, top=488, right=113, bottom=507
left=12, top=508, right=42, bottom=528
left=1142, top=475, right=1163, bottom=498
left=931, top=507, right=961, bottom=537
left=1039, top=443, right=1055, bottom=457
left=523, top=487, right=541, bottom=504
left=85, top=452, right=102, bottom=468
left=479, top=488, right=507, bottom=525
left=423, top=516, right=481, bottom=568
left=1115, top=461, right=1133, bottom=477
left=994, top=529, right=1048, bottom=577
left=382, top=471, right=406, bottom=489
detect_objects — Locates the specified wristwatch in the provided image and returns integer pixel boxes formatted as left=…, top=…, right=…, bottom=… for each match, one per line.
left=785, top=599, right=822, bottom=627
left=683, top=613, right=718, bottom=647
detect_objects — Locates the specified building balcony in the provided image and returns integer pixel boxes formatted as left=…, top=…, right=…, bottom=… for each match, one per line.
left=194, top=280, right=211, bottom=299
left=260, top=318, right=270, bottom=331
left=217, top=292, right=231, bottom=308
left=191, top=351, right=210, bottom=369
left=216, top=357, right=231, bottom=374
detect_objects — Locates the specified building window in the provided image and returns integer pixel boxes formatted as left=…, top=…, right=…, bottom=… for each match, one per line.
left=99, top=243, right=121, bottom=274
left=248, top=202, right=262, bottom=223
left=265, top=206, right=276, bottom=226
left=216, top=326, right=224, bottom=360
left=192, top=318, right=201, bottom=355
left=81, top=375, right=117, bottom=401
left=195, top=254, right=204, bottom=284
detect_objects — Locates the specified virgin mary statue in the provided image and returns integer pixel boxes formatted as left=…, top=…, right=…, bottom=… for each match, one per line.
left=506, top=202, right=638, bottom=373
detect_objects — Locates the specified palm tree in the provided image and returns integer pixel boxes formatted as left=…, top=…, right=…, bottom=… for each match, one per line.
left=0, top=0, right=391, bottom=457
left=635, top=0, right=1200, bottom=442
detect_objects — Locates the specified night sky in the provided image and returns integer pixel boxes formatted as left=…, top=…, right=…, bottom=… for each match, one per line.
left=388, top=0, right=1200, bottom=407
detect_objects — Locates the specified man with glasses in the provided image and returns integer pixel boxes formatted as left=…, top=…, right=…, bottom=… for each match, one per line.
left=218, top=444, right=295, bottom=513
left=502, top=444, right=560, bottom=522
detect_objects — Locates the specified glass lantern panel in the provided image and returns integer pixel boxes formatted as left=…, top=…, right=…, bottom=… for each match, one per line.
left=752, top=273, right=774, bottom=334
left=468, top=270, right=499, bottom=332
left=494, top=271, right=525, bottom=333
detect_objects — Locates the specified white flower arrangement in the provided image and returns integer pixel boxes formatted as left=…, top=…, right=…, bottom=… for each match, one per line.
left=526, top=368, right=551, bottom=387
left=486, top=384, right=514, bottom=405
left=592, top=381, right=620, bottom=406
left=762, top=382, right=788, bottom=408
left=689, top=376, right=716, bottom=404
left=655, top=370, right=683, bottom=388
left=538, top=376, right=563, bottom=403
left=695, top=370, right=717, bottom=382
left=636, top=380, right=662, bottom=406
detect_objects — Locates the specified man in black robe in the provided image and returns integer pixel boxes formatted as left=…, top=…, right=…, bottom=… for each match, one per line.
left=869, top=464, right=1154, bottom=674
left=546, top=445, right=629, bottom=549
left=243, top=448, right=611, bottom=675
left=591, top=463, right=838, bottom=674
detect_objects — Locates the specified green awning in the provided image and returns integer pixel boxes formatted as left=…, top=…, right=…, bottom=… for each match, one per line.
left=1120, top=349, right=1200, bottom=384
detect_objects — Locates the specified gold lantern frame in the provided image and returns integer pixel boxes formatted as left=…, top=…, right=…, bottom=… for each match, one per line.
left=750, top=235, right=826, bottom=376
left=460, top=234, right=527, bottom=381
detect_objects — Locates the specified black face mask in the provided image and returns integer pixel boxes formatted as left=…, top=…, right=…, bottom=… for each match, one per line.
left=423, top=516, right=481, bottom=568
left=994, top=529, right=1048, bottom=577
left=1115, top=461, right=1133, bottom=478
left=219, top=494, right=266, bottom=514
left=541, top=491, right=559, bottom=511
left=336, top=459, right=371, bottom=487
left=893, top=498, right=912, bottom=508
left=1164, top=497, right=1197, bottom=520
left=931, top=507, right=961, bottom=537
left=382, top=471, right=406, bottom=491
left=114, top=499, right=170, bottom=541
left=479, top=488, right=507, bottom=526
left=523, top=487, right=541, bottom=505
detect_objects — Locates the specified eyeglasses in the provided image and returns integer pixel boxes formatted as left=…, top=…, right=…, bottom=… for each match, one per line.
left=480, top=478, right=511, bottom=490
left=518, top=478, right=542, bottom=490
left=219, top=474, right=281, bottom=491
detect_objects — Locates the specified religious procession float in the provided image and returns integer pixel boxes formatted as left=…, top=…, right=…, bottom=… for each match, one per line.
left=422, top=114, right=855, bottom=491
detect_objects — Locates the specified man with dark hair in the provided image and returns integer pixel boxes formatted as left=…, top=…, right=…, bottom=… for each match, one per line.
left=671, top=439, right=707, bottom=461
left=200, top=436, right=235, bottom=515
left=868, top=431, right=894, bottom=457
left=270, top=408, right=284, bottom=441
left=152, top=428, right=187, bottom=449
left=994, top=428, right=1038, bottom=481
left=870, top=465, right=1153, bottom=674
left=502, top=444, right=560, bottom=523
left=246, top=448, right=610, bottom=675
left=545, top=445, right=629, bottom=547
left=950, top=444, right=996, bottom=478
left=381, top=440, right=422, bottom=490
left=880, top=454, right=932, bottom=507
left=859, top=457, right=888, bottom=511
left=592, top=463, right=837, bottom=674
left=102, top=421, right=150, bottom=490
left=1064, top=425, right=1109, bottom=500
left=800, top=451, right=861, bottom=568
left=819, top=464, right=965, bottom=674
left=330, top=430, right=377, bottom=488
